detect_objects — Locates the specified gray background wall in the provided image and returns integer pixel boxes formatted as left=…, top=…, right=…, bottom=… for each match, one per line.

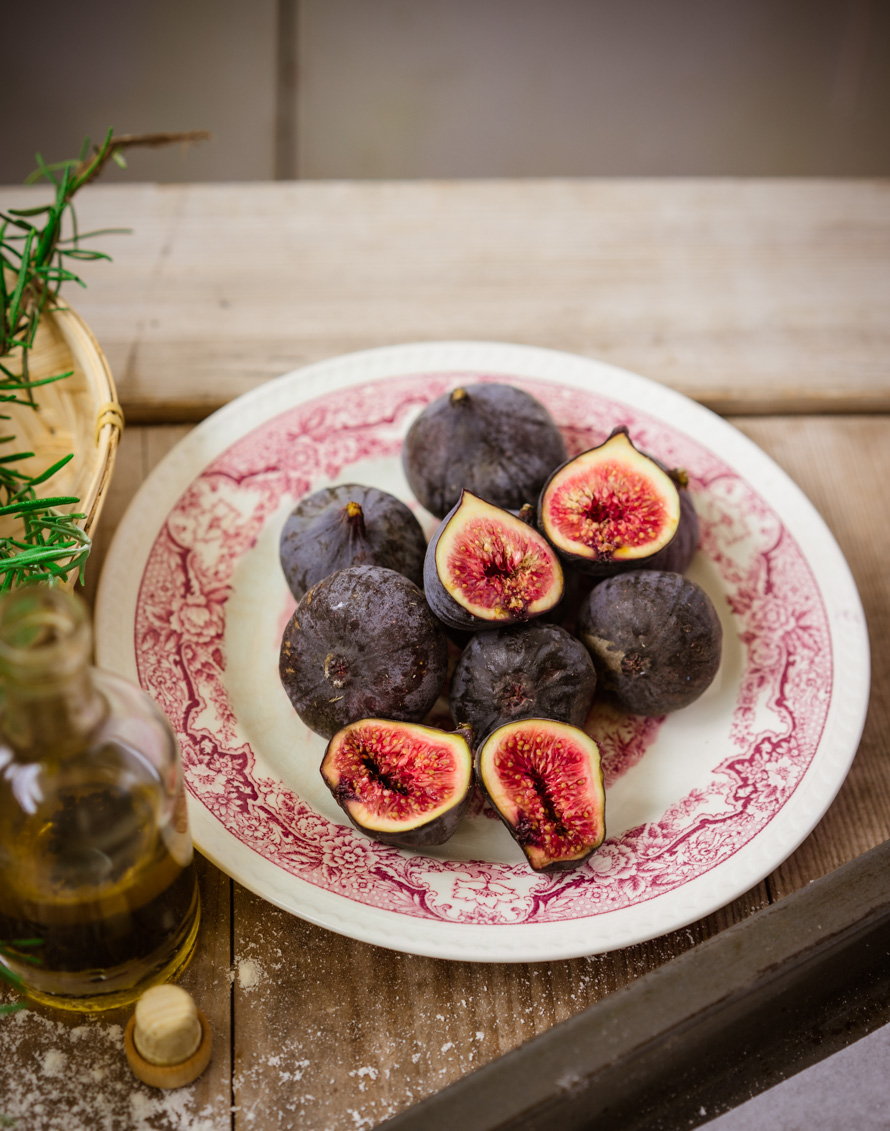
left=2, top=0, right=888, bottom=184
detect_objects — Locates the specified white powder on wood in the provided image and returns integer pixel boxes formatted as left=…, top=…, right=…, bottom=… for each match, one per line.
left=41, top=1049, right=66, bottom=1077
left=237, top=957, right=264, bottom=990
left=0, top=1007, right=229, bottom=1131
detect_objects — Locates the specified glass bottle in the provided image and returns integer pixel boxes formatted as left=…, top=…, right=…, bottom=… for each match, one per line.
left=0, top=586, right=200, bottom=1011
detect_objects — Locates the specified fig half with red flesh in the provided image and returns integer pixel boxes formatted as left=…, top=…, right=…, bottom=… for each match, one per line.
left=477, top=719, right=606, bottom=872
left=279, top=483, right=427, bottom=601
left=539, top=428, right=681, bottom=575
left=321, top=719, right=473, bottom=847
left=424, top=491, right=564, bottom=632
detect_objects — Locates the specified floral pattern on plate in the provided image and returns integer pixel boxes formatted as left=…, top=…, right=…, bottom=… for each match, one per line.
left=134, top=372, right=831, bottom=926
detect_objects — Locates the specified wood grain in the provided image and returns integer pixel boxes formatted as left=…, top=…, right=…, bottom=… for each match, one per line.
left=1, top=181, right=887, bottom=421
left=229, top=883, right=769, bottom=1130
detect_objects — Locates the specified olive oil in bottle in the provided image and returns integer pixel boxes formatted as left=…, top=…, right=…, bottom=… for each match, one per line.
left=0, top=587, right=200, bottom=1011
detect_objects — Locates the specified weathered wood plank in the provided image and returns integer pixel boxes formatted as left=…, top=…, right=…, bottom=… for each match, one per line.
left=229, top=883, right=769, bottom=1130
left=1, top=181, right=887, bottom=420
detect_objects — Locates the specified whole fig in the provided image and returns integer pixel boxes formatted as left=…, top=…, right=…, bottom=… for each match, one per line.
left=450, top=623, right=596, bottom=741
left=576, top=570, right=722, bottom=715
left=403, top=383, right=567, bottom=518
left=280, top=566, right=448, bottom=738
left=279, top=483, right=426, bottom=601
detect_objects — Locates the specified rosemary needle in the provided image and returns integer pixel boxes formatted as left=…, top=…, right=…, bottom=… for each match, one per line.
left=0, top=127, right=208, bottom=590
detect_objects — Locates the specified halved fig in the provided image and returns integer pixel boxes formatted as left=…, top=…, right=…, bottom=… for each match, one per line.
left=477, top=719, right=606, bottom=872
left=280, top=566, right=448, bottom=738
left=424, top=491, right=564, bottom=631
left=321, top=719, right=473, bottom=847
left=402, top=383, right=568, bottom=519
left=576, top=570, right=722, bottom=715
left=538, top=428, right=681, bottom=575
left=450, top=623, right=596, bottom=741
left=279, top=483, right=427, bottom=601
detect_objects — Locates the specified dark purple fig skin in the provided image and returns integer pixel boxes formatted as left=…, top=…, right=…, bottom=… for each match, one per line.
left=540, top=566, right=596, bottom=632
left=638, top=488, right=699, bottom=575
left=280, top=483, right=426, bottom=601
left=321, top=720, right=473, bottom=848
left=450, top=623, right=596, bottom=742
left=279, top=566, right=448, bottom=738
left=334, top=790, right=470, bottom=848
left=576, top=571, right=722, bottom=715
left=423, top=494, right=564, bottom=633
left=403, top=383, right=567, bottom=519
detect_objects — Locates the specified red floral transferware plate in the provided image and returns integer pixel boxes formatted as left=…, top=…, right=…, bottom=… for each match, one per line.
left=95, top=342, right=869, bottom=962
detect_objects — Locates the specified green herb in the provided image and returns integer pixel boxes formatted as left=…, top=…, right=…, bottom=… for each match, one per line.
left=0, top=128, right=209, bottom=590
left=0, top=938, right=41, bottom=1015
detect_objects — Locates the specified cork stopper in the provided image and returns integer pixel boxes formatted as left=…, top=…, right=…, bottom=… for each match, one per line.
left=124, top=985, right=212, bottom=1089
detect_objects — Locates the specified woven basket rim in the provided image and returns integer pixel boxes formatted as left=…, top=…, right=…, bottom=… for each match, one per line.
left=0, top=295, right=123, bottom=586
left=47, top=297, right=124, bottom=538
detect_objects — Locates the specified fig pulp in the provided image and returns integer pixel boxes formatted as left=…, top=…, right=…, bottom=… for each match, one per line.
left=450, top=623, right=596, bottom=741
left=424, top=491, right=564, bottom=631
left=279, top=566, right=448, bottom=739
left=402, top=383, right=568, bottom=519
left=279, top=483, right=427, bottom=601
left=321, top=719, right=473, bottom=847
left=477, top=719, right=606, bottom=872
left=539, top=428, right=681, bottom=575
left=576, top=570, right=722, bottom=715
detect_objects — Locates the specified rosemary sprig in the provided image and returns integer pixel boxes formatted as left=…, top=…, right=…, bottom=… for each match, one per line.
left=0, top=939, right=41, bottom=1015
left=0, top=128, right=209, bottom=590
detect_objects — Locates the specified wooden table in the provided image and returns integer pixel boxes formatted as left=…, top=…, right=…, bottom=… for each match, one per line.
left=1, top=180, right=888, bottom=1130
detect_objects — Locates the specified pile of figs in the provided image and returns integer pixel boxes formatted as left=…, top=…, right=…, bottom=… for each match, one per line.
left=278, top=382, right=723, bottom=872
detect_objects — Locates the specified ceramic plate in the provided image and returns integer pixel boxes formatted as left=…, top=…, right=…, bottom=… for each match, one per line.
left=95, top=342, right=869, bottom=962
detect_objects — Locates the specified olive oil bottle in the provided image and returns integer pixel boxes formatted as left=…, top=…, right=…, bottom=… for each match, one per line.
left=0, top=587, right=200, bottom=1011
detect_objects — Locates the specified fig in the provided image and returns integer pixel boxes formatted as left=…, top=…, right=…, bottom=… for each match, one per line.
left=279, top=483, right=427, bottom=601
left=476, top=719, right=606, bottom=872
left=576, top=570, right=722, bottom=715
left=279, top=566, right=448, bottom=739
left=640, top=483, right=699, bottom=575
left=423, top=491, right=564, bottom=632
left=450, top=623, right=596, bottom=741
left=321, top=718, right=473, bottom=847
left=402, top=383, right=568, bottom=519
left=538, top=427, right=681, bottom=576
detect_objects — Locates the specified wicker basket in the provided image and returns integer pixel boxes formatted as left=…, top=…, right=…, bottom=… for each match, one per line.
left=2, top=299, right=123, bottom=585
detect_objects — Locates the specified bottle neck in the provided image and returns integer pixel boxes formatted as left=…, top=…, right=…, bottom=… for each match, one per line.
left=0, top=586, right=105, bottom=760
left=2, top=666, right=105, bottom=757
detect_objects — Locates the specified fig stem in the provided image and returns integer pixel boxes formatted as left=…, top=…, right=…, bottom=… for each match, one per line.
left=343, top=501, right=367, bottom=537
left=450, top=387, right=469, bottom=405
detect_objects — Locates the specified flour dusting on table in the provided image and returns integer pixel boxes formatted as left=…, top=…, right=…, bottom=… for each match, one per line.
left=0, top=1007, right=227, bottom=1130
